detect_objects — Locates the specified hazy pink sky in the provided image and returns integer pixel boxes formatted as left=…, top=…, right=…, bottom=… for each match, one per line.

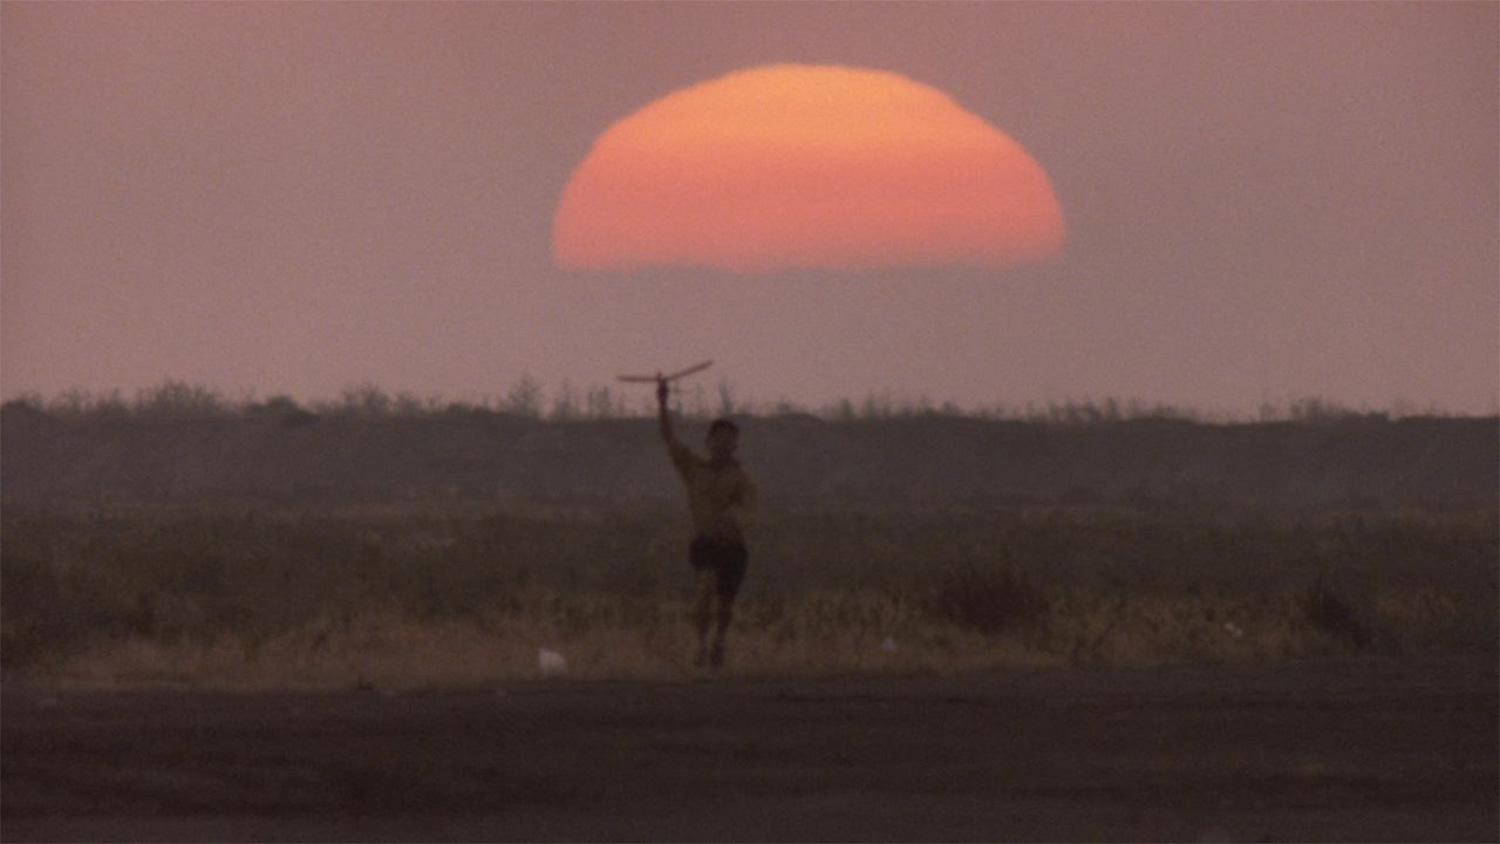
left=3, top=2, right=1496, bottom=415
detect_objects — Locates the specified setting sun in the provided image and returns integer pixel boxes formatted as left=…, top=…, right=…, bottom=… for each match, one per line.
left=554, top=64, right=1065, bottom=272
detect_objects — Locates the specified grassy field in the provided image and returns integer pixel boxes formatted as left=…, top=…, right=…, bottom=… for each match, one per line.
left=3, top=503, right=1493, bottom=688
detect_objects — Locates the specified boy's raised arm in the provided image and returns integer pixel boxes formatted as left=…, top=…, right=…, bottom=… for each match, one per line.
left=657, top=378, right=691, bottom=464
left=656, top=378, right=675, bottom=444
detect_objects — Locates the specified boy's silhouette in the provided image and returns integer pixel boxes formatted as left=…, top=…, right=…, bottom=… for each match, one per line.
left=656, top=378, right=757, bottom=669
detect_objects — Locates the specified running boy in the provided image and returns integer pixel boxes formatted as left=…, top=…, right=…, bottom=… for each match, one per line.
left=656, top=378, right=757, bottom=669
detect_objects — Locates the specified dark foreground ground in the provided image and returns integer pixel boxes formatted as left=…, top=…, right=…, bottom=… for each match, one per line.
left=3, top=656, right=1496, bottom=843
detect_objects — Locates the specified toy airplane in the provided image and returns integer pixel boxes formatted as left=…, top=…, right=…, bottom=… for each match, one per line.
left=616, top=360, right=714, bottom=385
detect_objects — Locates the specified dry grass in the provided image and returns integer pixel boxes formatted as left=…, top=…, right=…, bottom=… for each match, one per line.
left=5, top=505, right=1494, bottom=689
left=30, top=583, right=1494, bottom=690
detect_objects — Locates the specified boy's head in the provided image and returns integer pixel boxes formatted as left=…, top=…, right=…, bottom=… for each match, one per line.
left=706, top=418, right=739, bottom=461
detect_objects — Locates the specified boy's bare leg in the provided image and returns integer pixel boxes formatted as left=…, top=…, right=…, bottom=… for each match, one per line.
left=693, top=571, right=715, bottom=666
left=710, top=597, right=734, bottom=668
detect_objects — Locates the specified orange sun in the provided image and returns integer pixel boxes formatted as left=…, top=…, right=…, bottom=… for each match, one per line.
left=553, top=64, right=1065, bottom=273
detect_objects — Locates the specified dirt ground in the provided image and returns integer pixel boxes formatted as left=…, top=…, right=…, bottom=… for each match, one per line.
left=3, top=655, right=1496, bottom=843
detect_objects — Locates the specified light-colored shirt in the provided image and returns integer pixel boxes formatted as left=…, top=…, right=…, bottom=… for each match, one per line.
left=669, top=440, right=757, bottom=542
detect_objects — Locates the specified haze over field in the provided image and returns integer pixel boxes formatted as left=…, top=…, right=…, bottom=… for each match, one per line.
left=3, top=3, right=1496, bottom=415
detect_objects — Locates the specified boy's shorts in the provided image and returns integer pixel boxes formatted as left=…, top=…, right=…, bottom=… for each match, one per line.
left=689, top=536, right=749, bottom=601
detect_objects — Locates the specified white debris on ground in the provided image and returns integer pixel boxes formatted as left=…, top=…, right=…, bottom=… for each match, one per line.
left=880, top=636, right=899, bottom=653
left=538, top=647, right=568, bottom=676
left=1224, top=622, right=1245, bottom=639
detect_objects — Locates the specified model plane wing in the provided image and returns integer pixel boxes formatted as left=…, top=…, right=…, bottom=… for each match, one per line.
left=617, top=360, right=713, bottom=383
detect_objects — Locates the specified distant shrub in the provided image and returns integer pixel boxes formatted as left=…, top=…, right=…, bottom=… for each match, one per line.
left=550, top=380, right=580, bottom=421
left=491, top=375, right=541, bottom=417
left=927, top=564, right=1049, bottom=636
left=328, top=383, right=393, bottom=417
left=133, top=380, right=230, bottom=419
left=1288, top=397, right=1359, bottom=423
left=1301, top=577, right=1369, bottom=649
left=44, top=387, right=129, bottom=420
left=3, top=393, right=47, bottom=414
left=588, top=384, right=629, bottom=419
left=247, top=395, right=319, bottom=428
